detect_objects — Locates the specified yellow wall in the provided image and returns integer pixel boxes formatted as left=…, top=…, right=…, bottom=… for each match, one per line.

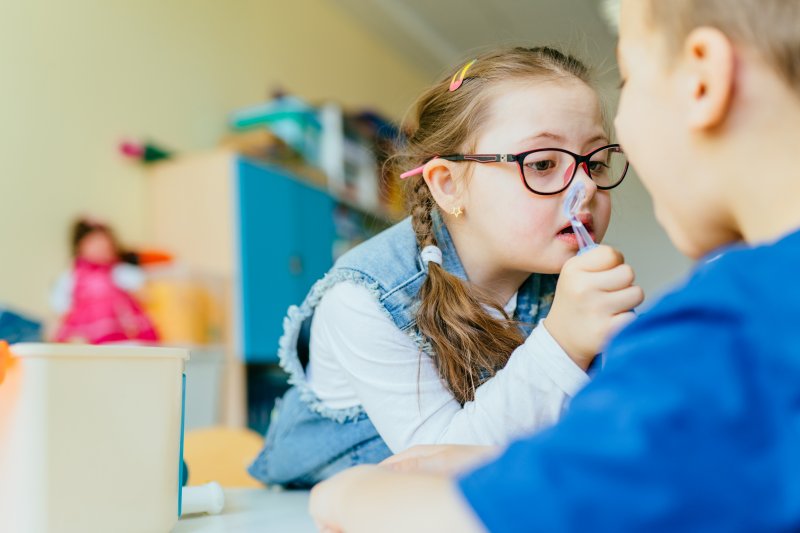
left=0, top=0, right=429, bottom=319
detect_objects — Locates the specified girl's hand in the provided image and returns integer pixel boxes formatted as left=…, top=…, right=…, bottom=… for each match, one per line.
left=380, top=445, right=500, bottom=476
left=544, top=245, right=644, bottom=369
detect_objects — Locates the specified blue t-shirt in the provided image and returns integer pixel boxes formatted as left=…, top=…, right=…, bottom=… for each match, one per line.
left=459, top=228, right=800, bottom=532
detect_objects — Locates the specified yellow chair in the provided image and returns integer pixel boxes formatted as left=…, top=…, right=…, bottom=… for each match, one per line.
left=183, top=426, right=265, bottom=488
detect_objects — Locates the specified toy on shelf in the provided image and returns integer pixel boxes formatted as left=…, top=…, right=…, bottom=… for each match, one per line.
left=229, top=92, right=322, bottom=165
left=228, top=90, right=406, bottom=220
left=319, top=103, right=406, bottom=218
left=348, top=110, right=405, bottom=218
left=219, top=128, right=297, bottom=162
left=119, top=139, right=174, bottom=163
left=51, top=217, right=161, bottom=344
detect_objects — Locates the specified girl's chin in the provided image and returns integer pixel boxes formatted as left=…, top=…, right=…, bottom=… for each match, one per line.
left=519, top=256, right=565, bottom=276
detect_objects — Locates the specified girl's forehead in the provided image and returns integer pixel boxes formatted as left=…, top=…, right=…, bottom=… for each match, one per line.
left=477, top=80, right=605, bottom=150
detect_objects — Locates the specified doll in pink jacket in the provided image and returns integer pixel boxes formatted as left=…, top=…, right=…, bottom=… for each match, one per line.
left=52, top=218, right=159, bottom=344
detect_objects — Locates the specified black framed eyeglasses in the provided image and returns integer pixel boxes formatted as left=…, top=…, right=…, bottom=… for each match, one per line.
left=402, top=144, right=629, bottom=196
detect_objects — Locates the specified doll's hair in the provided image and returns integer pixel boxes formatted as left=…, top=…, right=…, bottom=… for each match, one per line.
left=646, top=0, right=800, bottom=96
left=70, top=218, right=137, bottom=264
left=387, top=46, right=597, bottom=404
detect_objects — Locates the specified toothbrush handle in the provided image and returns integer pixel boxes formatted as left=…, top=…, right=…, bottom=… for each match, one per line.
left=573, top=220, right=597, bottom=255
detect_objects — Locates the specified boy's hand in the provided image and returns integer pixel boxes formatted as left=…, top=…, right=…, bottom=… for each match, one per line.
left=310, top=465, right=375, bottom=533
left=544, top=245, right=644, bottom=369
left=310, top=464, right=485, bottom=533
left=380, top=445, right=500, bottom=476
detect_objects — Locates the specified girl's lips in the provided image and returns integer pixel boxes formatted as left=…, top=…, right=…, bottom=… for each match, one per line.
left=557, top=214, right=594, bottom=235
left=556, top=214, right=595, bottom=249
left=556, top=231, right=596, bottom=248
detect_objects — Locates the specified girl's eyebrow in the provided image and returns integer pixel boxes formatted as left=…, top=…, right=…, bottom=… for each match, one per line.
left=517, top=132, right=610, bottom=150
left=584, top=133, right=611, bottom=146
left=518, top=132, right=565, bottom=145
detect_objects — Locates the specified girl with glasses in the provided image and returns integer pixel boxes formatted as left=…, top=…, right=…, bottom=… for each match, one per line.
left=248, top=46, right=643, bottom=489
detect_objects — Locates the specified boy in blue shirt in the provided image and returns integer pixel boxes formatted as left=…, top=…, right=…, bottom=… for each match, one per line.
left=309, top=0, right=800, bottom=531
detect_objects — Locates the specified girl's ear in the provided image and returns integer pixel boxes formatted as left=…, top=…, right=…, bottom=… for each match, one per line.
left=422, top=159, right=464, bottom=214
left=681, top=26, right=735, bottom=130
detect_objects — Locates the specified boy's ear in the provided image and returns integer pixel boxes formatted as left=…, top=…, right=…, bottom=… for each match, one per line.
left=682, top=27, right=735, bottom=130
left=423, top=159, right=463, bottom=213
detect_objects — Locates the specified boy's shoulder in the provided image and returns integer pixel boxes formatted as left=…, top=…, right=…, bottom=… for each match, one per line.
left=608, top=227, right=800, bottom=365
left=666, top=226, right=800, bottom=314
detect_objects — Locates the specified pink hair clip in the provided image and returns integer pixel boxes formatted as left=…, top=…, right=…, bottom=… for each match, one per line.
left=449, top=59, right=477, bottom=92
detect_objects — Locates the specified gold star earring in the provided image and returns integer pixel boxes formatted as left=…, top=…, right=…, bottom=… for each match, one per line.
left=450, top=206, right=463, bottom=218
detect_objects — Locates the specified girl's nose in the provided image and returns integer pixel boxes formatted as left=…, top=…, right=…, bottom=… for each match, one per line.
left=576, top=162, right=598, bottom=203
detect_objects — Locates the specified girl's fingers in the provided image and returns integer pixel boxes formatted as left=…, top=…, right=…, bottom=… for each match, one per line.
left=573, top=245, right=626, bottom=272
left=381, top=446, right=499, bottom=475
left=381, top=445, right=440, bottom=463
left=380, top=445, right=444, bottom=468
left=591, top=263, right=637, bottom=291
left=609, top=310, right=638, bottom=335
left=604, top=285, right=645, bottom=314
left=382, top=448, right=450, bottom=473
left=383, top=457, right=422, bottom=473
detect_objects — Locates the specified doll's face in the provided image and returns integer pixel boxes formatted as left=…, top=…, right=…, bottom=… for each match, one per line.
left=78, top=230, right=117, bottom=265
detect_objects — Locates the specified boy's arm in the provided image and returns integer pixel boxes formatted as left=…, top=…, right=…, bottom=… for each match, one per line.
left=309, top=465, right=486, bottom=533
left=458, top=300, right=764, bottom=532
left=313, top=291, right=774, bottom=532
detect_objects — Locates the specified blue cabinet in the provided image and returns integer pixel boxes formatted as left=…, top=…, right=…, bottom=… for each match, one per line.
left=236, top=158, right=336, bottom=363
left=148, top=150, right=388, bottom=367
left=148, top=150, right=395, bottom=428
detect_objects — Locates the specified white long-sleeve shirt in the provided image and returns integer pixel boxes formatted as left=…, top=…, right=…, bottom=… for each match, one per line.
left=306, top=282, right=589, bottom=453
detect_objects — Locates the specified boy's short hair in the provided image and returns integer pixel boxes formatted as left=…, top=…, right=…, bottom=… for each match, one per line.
left=647, top=0, right=800, bottom=95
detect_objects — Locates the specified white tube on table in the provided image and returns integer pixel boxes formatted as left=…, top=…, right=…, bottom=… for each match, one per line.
left=181, top=481, right=225, bottom=517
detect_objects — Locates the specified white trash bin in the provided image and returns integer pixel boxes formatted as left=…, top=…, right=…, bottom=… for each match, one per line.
left=0, top=342, right=189, bottom=533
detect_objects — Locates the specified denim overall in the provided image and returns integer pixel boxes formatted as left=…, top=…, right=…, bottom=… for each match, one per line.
left=248, top=212, right=558, bottom=487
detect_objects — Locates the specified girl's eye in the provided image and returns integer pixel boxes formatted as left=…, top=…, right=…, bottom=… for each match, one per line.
left=526, top=159, right=557, bottom=172
left=588, top=161, right=609, bottom=173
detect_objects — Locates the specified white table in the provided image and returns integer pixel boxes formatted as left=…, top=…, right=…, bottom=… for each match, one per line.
left=173, top=489, right=316, bottom=532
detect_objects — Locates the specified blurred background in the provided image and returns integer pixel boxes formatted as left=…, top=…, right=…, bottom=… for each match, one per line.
left=0, top=0, right=690, bottom=475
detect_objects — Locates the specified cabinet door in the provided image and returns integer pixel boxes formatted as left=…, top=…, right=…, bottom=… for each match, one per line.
left=237, top=157, right=335, bottom=363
